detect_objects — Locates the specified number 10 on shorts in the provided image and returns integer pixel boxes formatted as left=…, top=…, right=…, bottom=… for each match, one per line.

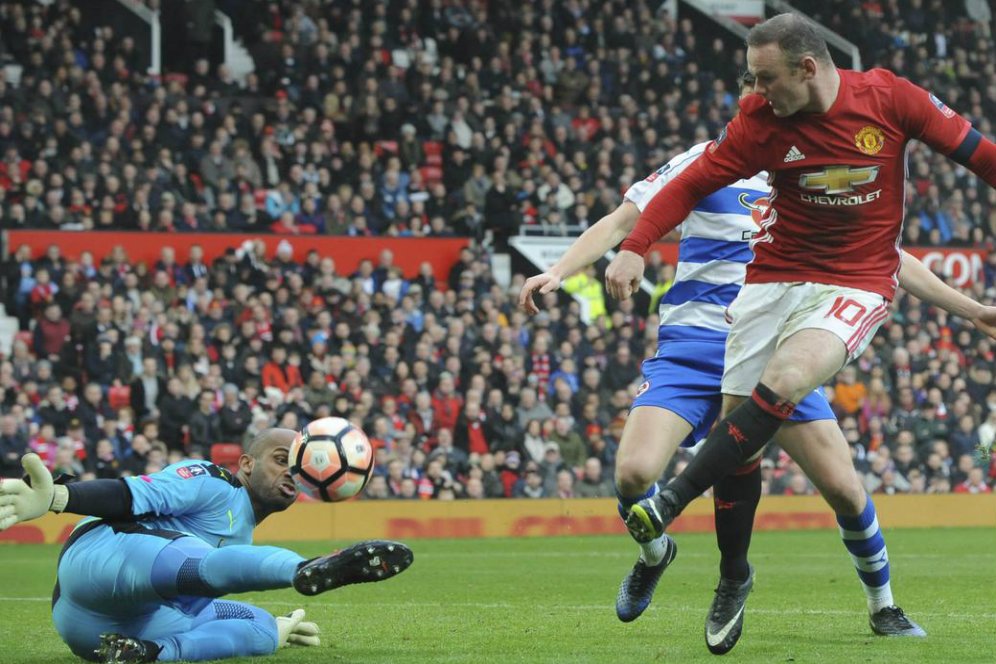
left=825, top=296, right=867, bottom=327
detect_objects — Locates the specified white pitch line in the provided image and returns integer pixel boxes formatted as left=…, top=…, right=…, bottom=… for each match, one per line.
left=4, top=551, right=993, bottom=562
left=241, top=599, right=996, bottom=621
left=7, top=597, right=992, bottom=620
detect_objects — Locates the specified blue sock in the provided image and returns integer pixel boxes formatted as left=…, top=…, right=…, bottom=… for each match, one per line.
left=152, top=539, right=305, bottom=598
left=836, top=494, right=894, bottom=613
left=616, top=483, right=659, bottom=521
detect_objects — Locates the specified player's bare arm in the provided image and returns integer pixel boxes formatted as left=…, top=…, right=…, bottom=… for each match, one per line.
left=898, top=251, right=996, bottom=339
left=608, top=124, right=753, bottom=300
left=520, top=201, right=640, bottom=313
left=605, top=154, right=736, bottom=302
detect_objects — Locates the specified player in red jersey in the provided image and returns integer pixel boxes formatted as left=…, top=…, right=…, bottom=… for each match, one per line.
left=606, top=12, right=996, bottom=642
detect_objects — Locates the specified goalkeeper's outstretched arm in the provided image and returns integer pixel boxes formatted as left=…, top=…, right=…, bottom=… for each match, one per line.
left=0, top=453, right=134, bottom=531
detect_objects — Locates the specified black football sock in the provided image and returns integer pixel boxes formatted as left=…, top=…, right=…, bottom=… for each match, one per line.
left=713, top=460, right=762, bottom=582
left=666, top=383, right=794, bottom=510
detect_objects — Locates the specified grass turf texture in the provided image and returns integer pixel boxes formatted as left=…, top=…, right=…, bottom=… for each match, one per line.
left=1, top=528, right=993, bottom=663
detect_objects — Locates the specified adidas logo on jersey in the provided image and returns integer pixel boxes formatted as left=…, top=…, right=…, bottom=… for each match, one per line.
left=783, top=145, right=806, bottom=162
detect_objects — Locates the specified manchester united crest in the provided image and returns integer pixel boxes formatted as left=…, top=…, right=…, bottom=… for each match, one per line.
left=855, top=125, right=885, bottom=155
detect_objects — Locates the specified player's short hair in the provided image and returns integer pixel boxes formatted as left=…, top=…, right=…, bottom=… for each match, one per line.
left=746, top=13, right=832, bottom=66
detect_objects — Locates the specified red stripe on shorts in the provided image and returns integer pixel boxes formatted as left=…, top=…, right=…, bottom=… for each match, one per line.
left=846, top=304, right=888, bottom=353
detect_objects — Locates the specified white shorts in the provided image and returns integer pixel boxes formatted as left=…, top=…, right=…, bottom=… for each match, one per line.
left=721, top=282, right=889, bottom=396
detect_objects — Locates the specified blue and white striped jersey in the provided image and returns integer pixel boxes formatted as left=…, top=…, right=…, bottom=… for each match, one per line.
left=624, top=142, right=770, bottom=345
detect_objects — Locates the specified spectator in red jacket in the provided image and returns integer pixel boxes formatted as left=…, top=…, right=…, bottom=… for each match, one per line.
left=28, top=423, right=59, bottom=470
left=34, top=303, right=70, bottom=361
left=29, top=268, right=58, bottom=317
left=262, top=345, right=303, bottom=393
left=954, top=467, right=992, bottom=494
left=453, top=401, right=489, bottom=456
left=431, top=371, right=463, bottom=433
left=270, top=210, right=317, bottom=234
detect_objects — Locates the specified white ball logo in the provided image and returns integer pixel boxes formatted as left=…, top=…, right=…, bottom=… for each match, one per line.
left=310, top=449, right=330, bottom=472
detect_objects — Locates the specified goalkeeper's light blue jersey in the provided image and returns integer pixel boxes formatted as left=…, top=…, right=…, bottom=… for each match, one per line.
left=72, top=460, right=255, bottom=548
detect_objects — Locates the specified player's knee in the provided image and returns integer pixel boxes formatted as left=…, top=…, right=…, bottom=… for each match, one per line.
left=821, top=476, right=865, bottom=516
left=758, top=366, right=811, bottom=403
left=212, top=601, right=279, bottom=655
left=247, top=623, right=279, bottom=656
left=614, top=458, right=657, bottom=496
left=53, top=602, right=103, bottom=661
left=244, top=607, right=279, bottom=655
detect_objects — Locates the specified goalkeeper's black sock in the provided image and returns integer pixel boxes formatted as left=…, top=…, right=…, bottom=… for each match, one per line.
left=713, top=460, right=762, bottom=583
left=667, top=383, right=794, bottom=510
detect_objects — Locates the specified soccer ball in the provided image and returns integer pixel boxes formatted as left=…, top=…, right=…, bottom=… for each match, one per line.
left=289, top=417, right=374, bottom=502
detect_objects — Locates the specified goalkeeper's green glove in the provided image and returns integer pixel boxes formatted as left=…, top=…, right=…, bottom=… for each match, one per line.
left=275, top=609, right=321, bottom=647
left=0, top=453, right=69, bottom=531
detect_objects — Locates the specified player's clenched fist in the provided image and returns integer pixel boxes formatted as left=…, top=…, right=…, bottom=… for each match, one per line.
left=605, top=250, right=645, bottom=300
left=0, top=453, right=66, bottom=531
left=518, top=272, right=563, bottom=314
left=972, top=305, right=996, bottom=340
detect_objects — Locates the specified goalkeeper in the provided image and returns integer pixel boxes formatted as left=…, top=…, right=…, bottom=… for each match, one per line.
left=0, top=428, right=414, bottom=663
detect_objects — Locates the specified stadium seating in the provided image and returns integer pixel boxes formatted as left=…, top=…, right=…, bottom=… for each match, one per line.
left=0, top=0, right=991, bottom=499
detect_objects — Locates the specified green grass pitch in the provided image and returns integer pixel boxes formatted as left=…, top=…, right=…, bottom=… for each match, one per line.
left=2, top=528, right=994, bottom=663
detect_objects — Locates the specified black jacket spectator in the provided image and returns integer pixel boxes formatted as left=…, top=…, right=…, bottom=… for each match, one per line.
left=130, top=370, right=167, bottom=420
left=0, top=421, right=28, bottom=478
left=159, top=380, right=193, bottom=452
left=85, top=338, right=124, bottom=386
left=218, top=399, right=253, bottom=442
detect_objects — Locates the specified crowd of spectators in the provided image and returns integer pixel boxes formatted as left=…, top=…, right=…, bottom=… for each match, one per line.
left=0, top=1, right=994, bottom=500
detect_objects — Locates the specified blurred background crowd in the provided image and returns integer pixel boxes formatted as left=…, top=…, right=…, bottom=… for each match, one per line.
left=0, top=0, right=993, bottom=500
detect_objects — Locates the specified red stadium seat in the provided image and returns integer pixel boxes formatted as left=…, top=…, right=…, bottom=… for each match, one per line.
left=423, top=141, right=443, bottom=166
left=420, top=165, right=443, bottom=184
left=210, top=443, right=244, bottom=472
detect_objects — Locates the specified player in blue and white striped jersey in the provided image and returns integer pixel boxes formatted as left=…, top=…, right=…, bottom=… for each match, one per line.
left=515, top=75, right=996, bottom=652
left=621, top=143, right=838, bottom=453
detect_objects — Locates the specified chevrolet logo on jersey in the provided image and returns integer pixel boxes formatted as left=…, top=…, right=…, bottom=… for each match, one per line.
left=798, top=165, right=882, bottom=206
left=799, top=166, right=880, bottom=194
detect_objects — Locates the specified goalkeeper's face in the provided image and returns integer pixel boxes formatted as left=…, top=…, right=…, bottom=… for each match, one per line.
left=243, top=439, right=298, bottom=514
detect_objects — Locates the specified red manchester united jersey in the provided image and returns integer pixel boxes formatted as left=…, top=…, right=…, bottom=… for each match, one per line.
left=623, top=68, right=973, bottom=300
